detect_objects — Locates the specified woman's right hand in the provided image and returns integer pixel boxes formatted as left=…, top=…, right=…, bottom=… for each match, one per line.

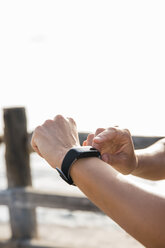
left=84, top=127, right=138, bottom=175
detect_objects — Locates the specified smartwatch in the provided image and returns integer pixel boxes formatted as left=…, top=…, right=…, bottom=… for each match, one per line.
left=56, top=146, right=101, bottom=185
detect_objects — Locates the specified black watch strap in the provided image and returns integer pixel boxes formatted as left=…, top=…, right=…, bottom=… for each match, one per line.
left=56, top=146, right=101, bottom=185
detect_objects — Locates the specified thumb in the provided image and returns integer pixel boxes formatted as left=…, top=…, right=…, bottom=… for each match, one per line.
left=101, top=153, right=118, bottom=166
left=101, top=153, right=110, bottom=163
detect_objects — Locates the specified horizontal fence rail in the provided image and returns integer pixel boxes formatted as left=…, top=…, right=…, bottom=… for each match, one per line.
left=0, top=132, right=164, bottom=151
left=0, top=187, right=100, bottom=212
left=0, top=107, right=164, bottom=248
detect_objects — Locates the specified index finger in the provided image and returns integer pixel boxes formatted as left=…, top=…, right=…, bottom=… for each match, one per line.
left=93, top=127, right=118, bottom=144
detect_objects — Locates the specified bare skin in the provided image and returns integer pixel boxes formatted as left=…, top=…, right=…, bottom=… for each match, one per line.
left=83, top=127, right=137, bottom=175
left=31, top=115, right=165, bottom=248
left=84, top=128, right=165, bottom=180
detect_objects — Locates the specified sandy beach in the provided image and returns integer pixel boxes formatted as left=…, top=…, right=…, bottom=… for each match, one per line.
left=38, top=224, right=144, bottom=248
left=0, top=148, right=158, bottom=248
left=0, top=222, right=144, bottom=248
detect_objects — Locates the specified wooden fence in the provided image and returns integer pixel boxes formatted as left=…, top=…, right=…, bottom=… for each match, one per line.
left=0, top=107, right=163, bottom=248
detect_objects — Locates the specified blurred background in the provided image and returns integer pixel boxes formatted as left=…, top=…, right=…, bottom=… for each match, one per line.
left=0, top=0, right=165, bottom=136
left=0, top=1, right=165, bottom=247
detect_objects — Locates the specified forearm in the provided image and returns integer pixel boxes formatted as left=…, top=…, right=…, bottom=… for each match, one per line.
left=132, top=138, right=165, bottom=180
left=70, top=157, right=165, bottom=247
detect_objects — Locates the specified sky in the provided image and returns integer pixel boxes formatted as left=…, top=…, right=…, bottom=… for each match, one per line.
left=0, top=0, right=165, bottom=136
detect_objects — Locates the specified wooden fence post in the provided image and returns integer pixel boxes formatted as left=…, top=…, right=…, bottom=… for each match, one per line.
left=3, top=107, right=37, bottom=239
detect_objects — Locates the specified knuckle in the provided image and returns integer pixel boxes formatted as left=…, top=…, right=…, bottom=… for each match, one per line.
left=95, top=128, right=105, bottom=135
left=123, top=128, right=131, bottom=137
left=124, top=128, right=130, bottom=134
left=34, top=125, right=42, bottom=134
left=88, top=133, right=94, bottom=139
left=87, top=133, right=94, bottom=143
left=96, top=128, right=103, bottom=133
left=67, top=117, right=77, bottom=128
left=30, top=135, right=34, bottom=146
left=31, top=126, right=42, bottom=145
left=44, top=119, right=53, bottom=126
left=54, top=114, right=64, bottom=121
left=69, top=117, right=76, bottom=125
left=108, top=127, right=117, bottom=133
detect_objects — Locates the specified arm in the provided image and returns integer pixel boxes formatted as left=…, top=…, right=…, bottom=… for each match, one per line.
left=132, top=138, right=165, bottom=180
left=31, top=116, right=165, bottom=248
left=70, top=158, right=165, bottom=248
left=85, top=128, right=165, bottom=180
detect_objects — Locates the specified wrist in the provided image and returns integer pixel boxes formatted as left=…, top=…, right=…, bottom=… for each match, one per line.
left=55, top=146, right=79, bottom=169
left=134, top=154, right=139, bottom=172
left=56, top=146, right=101, bottom=185
left=131, top=152, right=141, bottom=176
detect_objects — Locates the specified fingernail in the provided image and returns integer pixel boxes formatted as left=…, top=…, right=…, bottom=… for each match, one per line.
left=94, top=136, right=102, bottom=140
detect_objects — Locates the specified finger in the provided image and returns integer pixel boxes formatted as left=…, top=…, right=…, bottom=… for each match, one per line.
left=54, top=114, right=64, bottom=121
left=92, top=128, right=106, bottom=146
left=31, top=127, right=44, bottom=157
left=86, top=133, right=95, bottom=146
left=43, top=119, right=54, bottom=127
left=93, top=127, right=117, bottom=144
left=31, top=135, right=43, bottom=157
left=93, top=130, right=108, bottom=144
left=33, top=145, right=43, bottom=157
left=67, top=117, right=77, bottom=127
left=54, top=115, right=68, bottom=125
left=94, top=128, right=106, bottom=136
left=83, top=140, right=87, bottom=146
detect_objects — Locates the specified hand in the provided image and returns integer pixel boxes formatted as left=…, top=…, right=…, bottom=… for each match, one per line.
left=84, top=127, right=137, bottom=175
left=31, top=115, right=80, bottom=169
